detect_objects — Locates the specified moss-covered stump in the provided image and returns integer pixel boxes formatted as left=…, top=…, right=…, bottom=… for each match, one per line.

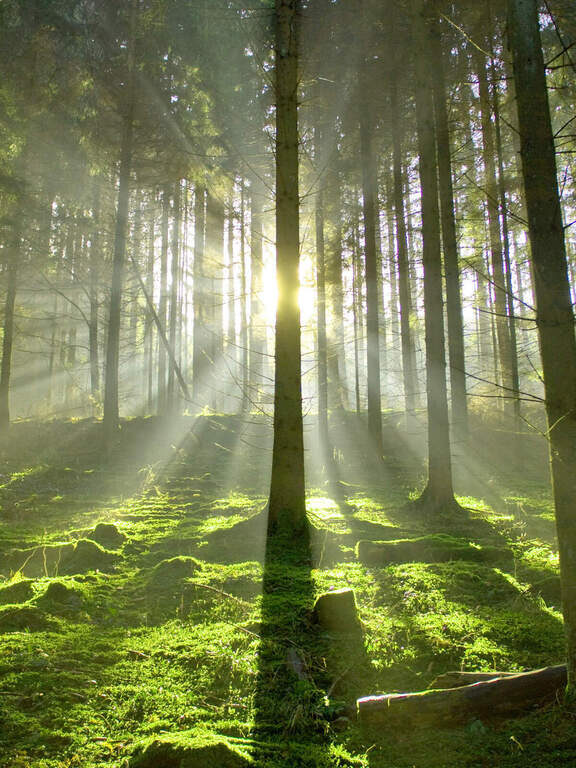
left=87, top=522, right=126, bottom=550
left=60, top=539, right=121, bottom=575
left=313, top=588, right=361, bottom=634
left=129, top=732, right=253, bottom=767
left=0, top=604, right=54, bottom=632
left=149, top=556, right=201, bottom=585
left=0, top=578, right=35, bottom=604
left=36, top=580, right=85, bottom=613
left=356, top=534, right=511, bottom=567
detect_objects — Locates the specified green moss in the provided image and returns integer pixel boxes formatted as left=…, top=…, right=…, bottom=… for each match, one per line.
left=0, top=604, right=55, bottom=632
left=149, top=556, right=201, bottom=584
left=130, top=731, right=253, bottom=767
left=87, top=522, right=126, bottom=549
left=60, top=538, right=121, bottom=575
left=0, top=577, right=35, bottom=604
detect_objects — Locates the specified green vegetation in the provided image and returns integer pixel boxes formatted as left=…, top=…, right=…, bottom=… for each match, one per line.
left=0, top=416, right=572, bottom=767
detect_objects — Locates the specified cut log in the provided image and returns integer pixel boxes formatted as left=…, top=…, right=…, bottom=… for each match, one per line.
left=312, top=588, right=361, bottom=634
left=356, top=534, right=512, bottom=567
left=357, top=664, right=567, bottom=725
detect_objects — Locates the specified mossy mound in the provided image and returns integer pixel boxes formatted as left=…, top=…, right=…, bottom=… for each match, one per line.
left=0, top=578, right=35, bottom=605
left=36, top=580, right=85, bottom=613
left=60, top=539, right=121, bottom=575
left=87, top=522, right=126, bottom=550
left=0, top=604, right=54, bottom=632
left=3, top=543, right=74, bottom=578
left=201, top=512, right=267, bottom=563
left=149, top=556, right=201, bottom=584
left=129, top=732, right=252, bottom=768
left=356, top=534, right=512, bottom=567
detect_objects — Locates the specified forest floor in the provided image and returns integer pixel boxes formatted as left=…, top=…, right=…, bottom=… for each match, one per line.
left=0, top=412, right=573, bottom=767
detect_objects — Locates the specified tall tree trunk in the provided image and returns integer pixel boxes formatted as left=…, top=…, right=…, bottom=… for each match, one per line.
left=227, top=192, right=237, bottom=408
left=431, top=20, right=468, bottom=441
left=314, top=123, right=329, bottom=459
left=167, top=180, right=181, bottom=412
left=492, top=64, right=521, bottom=428
left=325, top=168, right=348, bottom=410
left=145, top=194, right=155, bottom=413
left=475, top=48, right=515, bottom=413
left=103, top=110, right=134, bottom=444
left=268, top=0, right=306, bottom=533
left=249, top=178, right=265, bottom=403
left=390, top=83, right=419, bottom=418
left=192, top=184, right=206, bottom=404
left=508, top=0, right=576, bottom=691
left=0, top=247, right=18, bottom=430
left=412, top=0, right=457, bottom=510
left=359, top=73, right=383, bottom=454
left=157, top=186, right=170, bottom=414
left=239, top=182, right=249, bottom=413
left=89, top=184, right=101, bottom=406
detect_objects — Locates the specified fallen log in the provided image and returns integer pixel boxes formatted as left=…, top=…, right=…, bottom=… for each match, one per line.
left=356, top=534, right=512, bottom=567
left=429, top=670, right=522, bottom=689
left=357, top=664, right=567, bottom=725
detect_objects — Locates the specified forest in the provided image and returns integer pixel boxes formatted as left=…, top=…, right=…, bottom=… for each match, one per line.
left=0, top=0, right=575, bottom=765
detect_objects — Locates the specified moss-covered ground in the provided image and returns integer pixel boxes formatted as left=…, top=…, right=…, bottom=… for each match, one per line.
left=0, top=413, right=572, bottom=767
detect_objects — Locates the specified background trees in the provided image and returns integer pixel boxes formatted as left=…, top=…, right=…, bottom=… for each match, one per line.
left=1, top=0, right=575, bottom=677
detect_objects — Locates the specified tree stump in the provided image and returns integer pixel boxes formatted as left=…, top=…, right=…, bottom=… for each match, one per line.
left=312, top=588, right=361, bottom=634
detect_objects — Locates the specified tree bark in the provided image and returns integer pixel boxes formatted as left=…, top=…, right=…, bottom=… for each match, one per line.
left=268, top=0, right=306, bottom=534
left=475, top=48, right=515, bottom=413
left=508, top=0, right=576, bottom=691
left=167, top=180, right=181, bottom=412
left=192, top=184, right=207, bottom=404
left=412, top=0, right=457, bottom=510
left=103, top=112, right=134, bottom=444
left=431, top=21, right=468, bottom=441
left=390, top=84, right=419, bottom=419
left=360, top=70, right=383, bottom=454
left=358, top=665, right=567, bottom=724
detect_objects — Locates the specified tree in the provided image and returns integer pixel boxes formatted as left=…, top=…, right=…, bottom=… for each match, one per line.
left=411, top=0, right=459, bottom=512
left=268, top=0, right=306, bottom=534
left=508, top=0, right=576, bottom=692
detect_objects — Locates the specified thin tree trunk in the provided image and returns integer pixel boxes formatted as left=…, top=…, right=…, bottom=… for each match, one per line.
left=476, top=48, right=515, bottom=413
left=0, top=251, right=18, bottom=430
left=89, top=184, right=101, bottom=406
left=239, top=182, right=249, bottom=413
left=491, top=64, right=521, bottom=427
left=103, top=102, right=134, bottom=444
left=167, top=180, right=181, bottom=412
left=249, top=178, right=265, bottom=403
left=412, top=0, right=457, bottom=510
left=431, top=20, right=468, bottom=441
left=391, top=83, right=419, bottom=418
left=315, top=123, right=329, bottom=457
left=192, top=184, right=206, bottom=404
left=157, top=185, right=170, bottom=414
left=359, top=73, right=383, bottom=454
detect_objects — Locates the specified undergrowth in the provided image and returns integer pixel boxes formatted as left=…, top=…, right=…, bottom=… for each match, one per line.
left=0, top=415, right=571, bottom=767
